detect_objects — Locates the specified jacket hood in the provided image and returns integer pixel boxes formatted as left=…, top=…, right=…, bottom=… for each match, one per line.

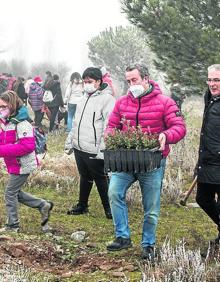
left=9, top=106, right=30, bottom=124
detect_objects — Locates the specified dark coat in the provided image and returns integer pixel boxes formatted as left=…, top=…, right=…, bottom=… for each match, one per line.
left=43, top=77, right=53, bottom=90
left=16, top=83, right=27, bottom=103
left=197, top=89, right=220, bottom=183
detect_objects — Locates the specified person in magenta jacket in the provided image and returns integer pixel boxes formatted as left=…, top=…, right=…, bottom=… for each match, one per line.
left=100, top=66, right=116, bottom=97
left=106, top=63, right=186, bottom=260
left=0, top=91, right=53, bottom=233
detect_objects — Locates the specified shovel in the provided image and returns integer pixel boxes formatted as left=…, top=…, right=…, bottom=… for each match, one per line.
left=179, top=176, right=197, bottom=206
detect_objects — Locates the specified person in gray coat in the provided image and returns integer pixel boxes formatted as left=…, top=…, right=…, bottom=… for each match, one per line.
left=65, top=67, right=115, bottom=219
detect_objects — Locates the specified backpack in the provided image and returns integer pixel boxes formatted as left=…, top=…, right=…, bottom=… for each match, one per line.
left=0, top=75, right=17, bottom=94
left=43, top=90, right=54, bottom=103
left=15, top=123, right=47, bottom=157
left=34, top=127, right=47, bottom=156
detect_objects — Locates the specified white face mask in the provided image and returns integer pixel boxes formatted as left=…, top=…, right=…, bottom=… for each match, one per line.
left=129, top=85, right=145, bottom=98
left=84, top=83, right=97, bottom=94
left=0, top=108, right=10, bottom=119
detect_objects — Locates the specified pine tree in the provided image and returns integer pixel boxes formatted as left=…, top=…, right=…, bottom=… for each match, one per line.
left=88, top=26, right=159, bottom=92
left=121, top=0, right=220, bottom=95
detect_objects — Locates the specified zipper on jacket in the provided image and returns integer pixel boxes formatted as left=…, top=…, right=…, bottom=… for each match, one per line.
left=200, top=98, right=216, bottom=149
left=135, top=98, right=141, bottom=127
left=4, top=130, right=6, bottom=144
left=92, top=112, right=97, bottom=146
left=77, top=95, right=91, bottom=149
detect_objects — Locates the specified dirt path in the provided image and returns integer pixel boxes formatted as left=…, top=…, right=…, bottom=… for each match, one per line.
left=0, top=235, right=136, bottom=279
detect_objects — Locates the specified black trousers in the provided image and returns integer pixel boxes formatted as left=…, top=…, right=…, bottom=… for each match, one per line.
left=74, top=148, right=110, bottom=210
left=58, top=110, right=67, bottom=125
left=196, top=182, right=220, bottom=230
left=34, top=110, right=44, bottom=127
left=48, top=106, right=59, bottom=132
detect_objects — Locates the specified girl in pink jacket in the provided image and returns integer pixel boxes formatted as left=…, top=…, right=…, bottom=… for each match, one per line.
left=0, top=91, right=53, bottom=233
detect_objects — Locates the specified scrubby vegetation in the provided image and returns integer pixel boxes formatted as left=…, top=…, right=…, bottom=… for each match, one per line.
left=0, top=97, right=220, bottom=281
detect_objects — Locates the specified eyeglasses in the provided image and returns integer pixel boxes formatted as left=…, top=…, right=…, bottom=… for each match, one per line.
left=0, top=105, right=8, bottom=110
left=206, top=78, right=220, bottom=83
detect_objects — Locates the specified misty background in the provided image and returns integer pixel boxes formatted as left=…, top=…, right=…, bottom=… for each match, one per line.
left=0, top=0, right=128, bottom=73
left=0, top=0, right=171, bottom=96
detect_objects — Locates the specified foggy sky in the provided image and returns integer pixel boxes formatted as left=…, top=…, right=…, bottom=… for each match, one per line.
left=0, top=0, right=128, bottom=72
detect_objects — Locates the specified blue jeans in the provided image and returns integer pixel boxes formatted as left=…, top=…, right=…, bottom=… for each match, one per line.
left=67, top=103, right=77, bottom=132
left=108, top=158, right=166, bottom=247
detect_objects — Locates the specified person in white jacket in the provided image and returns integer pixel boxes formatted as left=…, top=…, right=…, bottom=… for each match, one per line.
left=65, top=67, right=115, bottom=219
left=64, top=72, right=83, bottom=132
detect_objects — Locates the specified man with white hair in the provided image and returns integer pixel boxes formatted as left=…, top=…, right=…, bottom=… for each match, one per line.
left=196, top=64, right=220, bottom=246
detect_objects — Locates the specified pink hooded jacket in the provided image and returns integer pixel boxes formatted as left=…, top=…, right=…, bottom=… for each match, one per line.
left=0, top=119, right=38, bottom=174
left=106, top=80, right=186, bottom=157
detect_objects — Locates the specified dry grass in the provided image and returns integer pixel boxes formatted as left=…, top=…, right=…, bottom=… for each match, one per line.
left=27, top=153, right=79, bottom=191
left=1, top=97, right=219, bottom=281
left=138, top=240, right=220, bottom=282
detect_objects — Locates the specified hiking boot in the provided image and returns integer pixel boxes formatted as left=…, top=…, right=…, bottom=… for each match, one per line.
left=107, top=237, right=132, bottom=251
left=40, top=201, right=54, bottom=226
left=67, top=203, right=89, bottom=215
left=0, top=226, right=19, bottom=233
left=42, top=223, right=54, bottom=233
left=142, top=246, right=155, bottom=261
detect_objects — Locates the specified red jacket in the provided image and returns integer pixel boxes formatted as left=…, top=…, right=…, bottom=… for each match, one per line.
left=106, top=80, right=186, bottom=157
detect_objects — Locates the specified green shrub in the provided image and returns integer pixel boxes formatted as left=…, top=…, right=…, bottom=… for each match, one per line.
left=104, top=119, right=159, bottom=150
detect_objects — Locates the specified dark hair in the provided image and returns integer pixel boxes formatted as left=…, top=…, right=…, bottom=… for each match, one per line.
left=0, top=90, right=23, bottom=116
left=70, top=72, right=82, bottom=82
left=82, top=67, right=103, bottom=83
left=53, top=74, right=59, bottom=81
left=17, top=77, right=24, bottom=83
left=126, top=63, right=149, bottom=79
left=46, top=71, right=52, bottom=77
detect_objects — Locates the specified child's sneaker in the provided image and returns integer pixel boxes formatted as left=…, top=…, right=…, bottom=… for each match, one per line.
left=40, top=201, right=54, bottom=226
left=42, top=223, right=53, bottom=233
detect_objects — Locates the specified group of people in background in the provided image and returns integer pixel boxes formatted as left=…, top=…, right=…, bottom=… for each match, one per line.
left=25, top=71, right=64, bottom=132
left=0, top=62, right=220, bottom=261
left=0, top=66, right=116, bottom=134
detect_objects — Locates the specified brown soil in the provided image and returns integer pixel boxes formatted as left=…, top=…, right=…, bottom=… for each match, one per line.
left=0, top=235, right=136, bottom=278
